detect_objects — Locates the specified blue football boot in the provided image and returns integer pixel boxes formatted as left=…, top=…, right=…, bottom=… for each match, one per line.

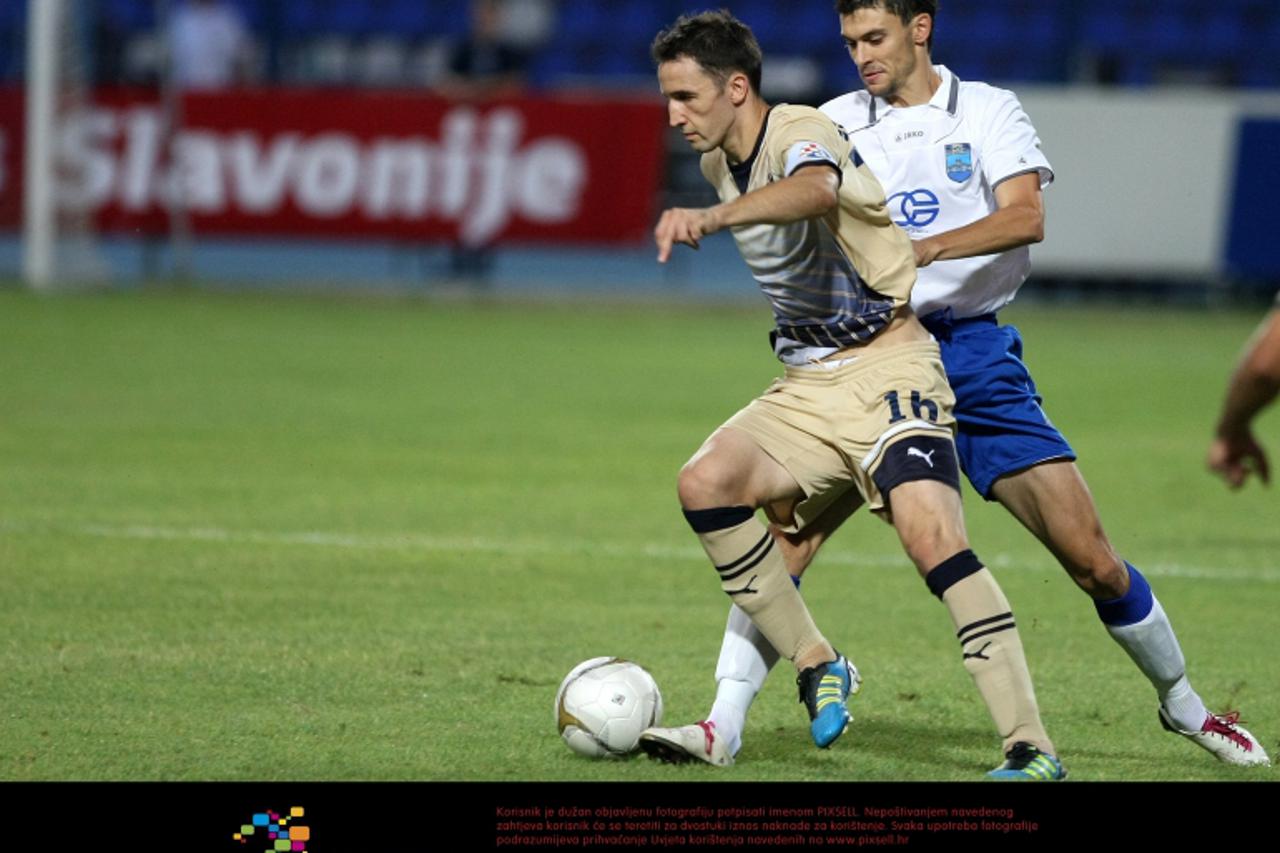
left=796, top=653, right=860, bottom=748
left=987, top=741, right=1067, bottom=780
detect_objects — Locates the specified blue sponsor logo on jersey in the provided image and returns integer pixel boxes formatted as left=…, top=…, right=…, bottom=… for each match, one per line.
left=946, top=143, right=973, bottom=183
left=887, top=189, right=940, bottom=229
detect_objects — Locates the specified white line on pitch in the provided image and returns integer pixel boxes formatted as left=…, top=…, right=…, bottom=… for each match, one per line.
left=3, top=519, right=1279, bottom=584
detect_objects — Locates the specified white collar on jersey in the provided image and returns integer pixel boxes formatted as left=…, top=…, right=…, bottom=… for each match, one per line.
left=867, top=64, right=959, bottom=125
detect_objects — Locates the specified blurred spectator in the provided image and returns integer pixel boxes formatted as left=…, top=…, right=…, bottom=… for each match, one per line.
left=167, top=0, right=254, bottom=90
left=495, top=0, right=557, bottom=54
left=1208, top=300, right=1280, bottom=489
left=435, top=0, right=537, bottom=101
left=434, top=1, right=552, bottom=281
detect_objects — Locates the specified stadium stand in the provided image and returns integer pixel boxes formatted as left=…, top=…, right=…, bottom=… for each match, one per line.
left=0, top=1, right=1275, bottom=93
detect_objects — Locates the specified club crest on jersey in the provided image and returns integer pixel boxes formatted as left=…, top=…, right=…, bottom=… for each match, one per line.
left=945, top=143, right=973, bottom=183
left=785, top=141, right=836, bottom=176
left=798, top=142, right=833, bottom=161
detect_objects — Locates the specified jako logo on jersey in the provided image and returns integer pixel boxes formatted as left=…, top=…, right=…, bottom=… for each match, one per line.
left=887, top=189, right=940, bottom=228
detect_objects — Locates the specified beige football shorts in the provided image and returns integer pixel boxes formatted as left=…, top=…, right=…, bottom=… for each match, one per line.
left=722, top=339, right=959, bottom=531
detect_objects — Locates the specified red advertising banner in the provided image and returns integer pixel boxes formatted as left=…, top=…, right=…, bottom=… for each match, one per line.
left=0, top=88, right=668, bottom=245
left=0, top=90, right=18, bottom=229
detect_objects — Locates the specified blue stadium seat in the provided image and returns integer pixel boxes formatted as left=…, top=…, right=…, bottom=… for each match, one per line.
left=941, top=7, right=1017, bottom=58
left=224, top=0, right=264, bottom=31
left=613, top=0, right=660, bottom=42
left=1240, top=59, right=1280, bottom=90
left=1147, top=9, right=1196, bottom=56
left=732, top=0, right=784, bottom=40
left=102, top=0, right=156, bottom=30
left=822, top=51, right=859, bottom=96
left=0, top=2, right=24, bottom=82
left=1022, top=8, right=1069, bottom=51
left=1116, top=60, right=1157, bottom=87
left=378, top=0, right=432, bottom=39
left=1077, top=5, right=1139, bottom=53
left=1266, top=6, right=1280, bottom=49
left=764, top=3, right=837, bottom=55
left=593, top=47, right=654, bottom=81
left=325, top=1, right=374, bottom=37
left=422, top=4, right=469, bottom=39
left=937, top=47, right=995, bottom=85
left=1201, top=17, right=1247, bottom=61
left=283, top=0, right=327, bottom=38
left=558, top=0, right=610, bottom=45
left=529, top=48, right=584, bottom=87
left=0, top=2, right=25, bottom=28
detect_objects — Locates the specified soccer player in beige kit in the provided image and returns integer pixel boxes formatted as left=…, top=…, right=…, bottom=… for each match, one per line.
left=645, top=9, right=1064, bottom=779
left=646, top=0, right=1267, bottom=775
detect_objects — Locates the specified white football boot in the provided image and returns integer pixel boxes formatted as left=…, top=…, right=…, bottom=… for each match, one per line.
left=639, top=720, right=734, bottom=767
left=1159, top=706, right=1271, bottom=766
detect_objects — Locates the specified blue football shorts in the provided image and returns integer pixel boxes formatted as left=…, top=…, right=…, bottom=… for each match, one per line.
left=922, top=310, right=1076, bottom=499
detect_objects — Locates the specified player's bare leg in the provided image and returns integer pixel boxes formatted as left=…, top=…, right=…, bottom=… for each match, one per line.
left=769, top=487, right=863, bottom=576
left=708, top=489, right=864, bottom=758
left=670, top=426, right=855, bottom=752
left=991, top=460, right=1269, bottom=765
left=677, top=427, right=838, bottom=672
left=989, top=461, right=1126, bottom=596
left=887, top=478, right=1058, bottom=771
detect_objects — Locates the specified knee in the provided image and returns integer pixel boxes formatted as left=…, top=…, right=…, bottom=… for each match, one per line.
left=678, top=456, right=740, bottom=510
left=1058, top=538, right=1128, bottom=599
left=904, top=531, right=969, bottom=576
left=895, top=508, right=969, bottom=574
left=885, top=481, right=970, bottom=574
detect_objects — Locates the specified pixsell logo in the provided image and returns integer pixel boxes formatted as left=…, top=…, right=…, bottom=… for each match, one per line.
left=233, top=807, right=310, bottom=852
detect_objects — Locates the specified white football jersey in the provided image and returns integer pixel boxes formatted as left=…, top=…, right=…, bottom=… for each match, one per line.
left=822, top=65, right=1053, bottom=319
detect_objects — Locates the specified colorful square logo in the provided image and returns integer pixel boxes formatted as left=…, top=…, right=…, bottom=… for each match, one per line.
left=234, top=808, right=308, bottom=852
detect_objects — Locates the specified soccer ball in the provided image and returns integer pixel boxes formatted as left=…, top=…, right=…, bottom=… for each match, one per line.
left=555, top=657, right=663, bottom=758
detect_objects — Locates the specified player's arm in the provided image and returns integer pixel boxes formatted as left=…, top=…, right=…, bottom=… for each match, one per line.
left=1208, top=308, right=1280, bottom=488
left=655, top=166, right=839, bottom=263
left=912, top=172, right=1044, bottom=268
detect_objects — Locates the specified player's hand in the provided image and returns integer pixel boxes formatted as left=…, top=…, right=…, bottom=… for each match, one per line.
left=655, top=207, right=721, bottom=263
left=1207, top=432, right=1271, bottom=489
left=913, top=238, right=943, bottom=268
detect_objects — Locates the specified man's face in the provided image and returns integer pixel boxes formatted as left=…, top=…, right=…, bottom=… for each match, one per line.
left=840, top=6, right=922, bottom=99
left=658, top=56, right=735, bottom=153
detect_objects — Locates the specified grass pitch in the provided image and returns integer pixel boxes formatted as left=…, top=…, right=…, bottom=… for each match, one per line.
left=1, top=286, right=1277, bottom=782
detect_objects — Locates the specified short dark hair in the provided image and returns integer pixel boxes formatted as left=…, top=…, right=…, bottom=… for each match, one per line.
left=651, top=10, right=763, bottom=94
left=834, top=0, right=938, bottom=50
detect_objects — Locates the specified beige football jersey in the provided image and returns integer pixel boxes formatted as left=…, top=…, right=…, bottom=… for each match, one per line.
left=701, top=104, right=916, bottom=362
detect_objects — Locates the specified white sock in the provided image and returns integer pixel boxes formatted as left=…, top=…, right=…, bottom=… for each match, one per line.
left=1105, top=597, right=1208, bottom=729
left=707, top=604, right=779, bottom=756
left=1161, top=676, right=1209, bottom=731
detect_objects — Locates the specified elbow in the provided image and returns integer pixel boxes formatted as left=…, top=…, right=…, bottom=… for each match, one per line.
left=814, top=184, right=840, bottom=217
left=1004, top=201, right=1044, bottom=245
left=800, top=168, right=840, bottom=218
left=818, top=197, right=839, bottom=218
left=1244, top=314, right=1280, bottom=384
left=1026, top=212, right=1045, bottom=245
left=1244, top=356, right=1280, bottom=387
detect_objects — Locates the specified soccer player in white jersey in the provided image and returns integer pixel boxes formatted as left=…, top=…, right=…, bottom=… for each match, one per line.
left=642, top=0, right=1269, bottom=769
left=644, top=10, right=1065, bottom=780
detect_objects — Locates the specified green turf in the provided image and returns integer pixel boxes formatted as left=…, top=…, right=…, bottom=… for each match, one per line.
left=1, top=287, right=1276, bottom=781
